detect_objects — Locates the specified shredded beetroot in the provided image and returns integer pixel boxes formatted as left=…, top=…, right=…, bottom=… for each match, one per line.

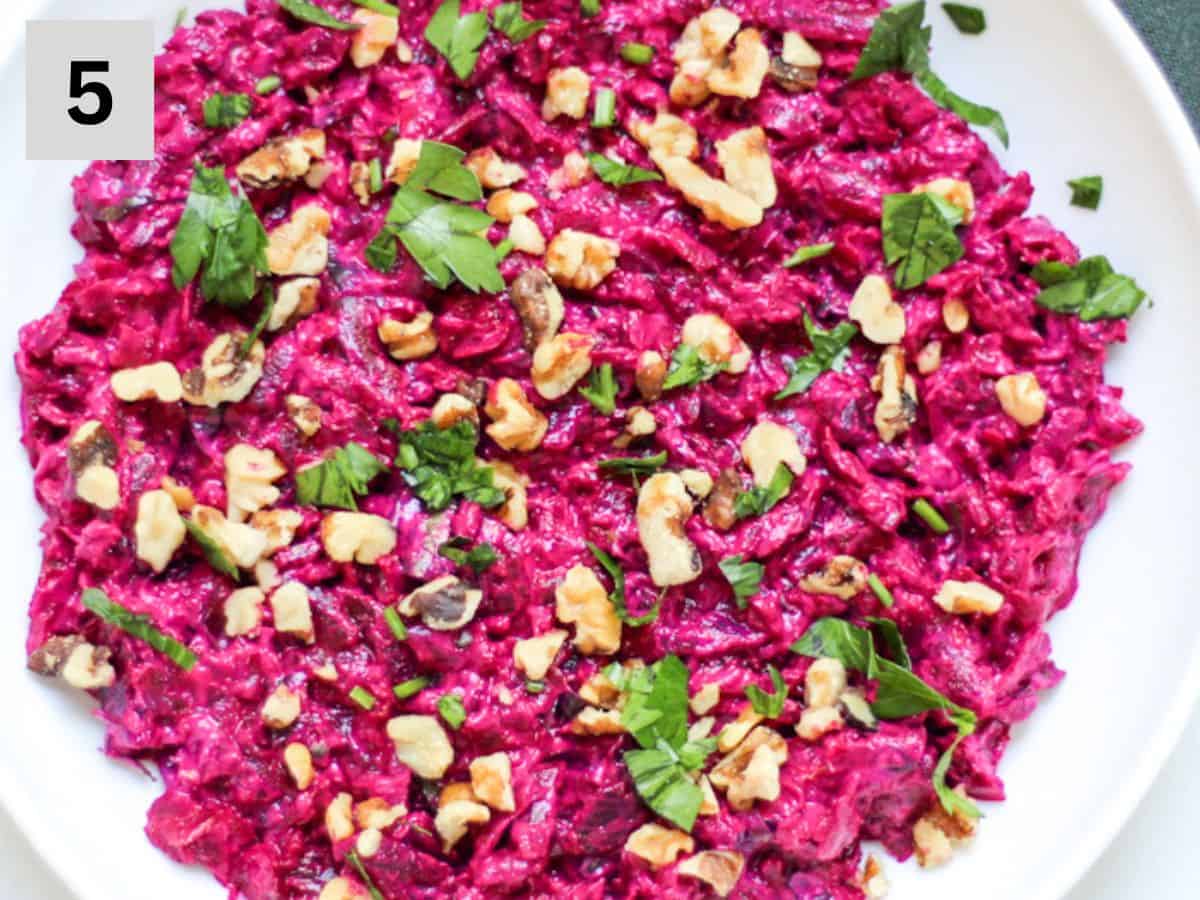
left=15, top=1, right=1142, bottom=898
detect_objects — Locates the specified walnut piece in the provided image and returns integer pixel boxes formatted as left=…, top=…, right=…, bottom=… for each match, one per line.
left=654, top=156, right=763, bottom=230
left=681, top=313, right=752, bottom=375
left=236, top=129, right=326, bottom=189
left=715, top=126, right=777, bottom=209
left=934, top=579, right=1004, bottom=615
left=135, top=489, right=187, bottom=572
left=182, top=333, right=265, bottom=408
left=542, top=67, right=591, bottom=120
left=111, top=362, right=183, bottom=404
left=489, top=460, right=529, bottom=531
left=555, top=564, right=621, bottom=654
left=801, top=555, right=868, bottom=599
left=849, top=275, right=906, bottom=344
left=630, top=112, right=699, bottom=160
left=267, top=205, right=331, bottom=276
left=224, top=586, right=266, bottom=637
left=995, top=372, right=1047, bottom=427
left=469, top=752, right=515, bottom=812
left=872, top=346, right=918, bottom=443
left=545, top=229, right=620, bottom=291
left=379, top=312, right=438, bottom=361
left=740, top=421, right=806, bottom=487
left=637, top=472, right=702, bottom=587
left=225, top=443, right=286, bottom=522
left=284, top=742, right=315, bottom=790
left=709, top=725, right=788, bottom=811
left=624, top=823, right=694, bottom=869
left=485, top=378, right=548, bottom=452
left=271, top=581, right=315, bottom=642
left=513, top=629, right=568, bottom=681
left=532, top=332, right=594, bottom=400
left=677, top=850, right=745, bottom=898
left=508, top=215, right=545, bottom=256
left=399, top=576, right=482, bottom=631
left=465, top=147, right=527, bottom=189
left=321, top=512, right=397, bottom=565
left=287, top=394, right=322, bottom=437
left=262, top=684, right=302, bottom=729
left=707, top=29, right=769, bottom=99
left=269, top=277, right=320, bottom=331
left=635, top=350, right=668, bottom=401
left=349, top=10, right=398, bottom=68
left=486, top=189, right=538, bottom=223
left=509, top=267, right=566, bottom=350
left=915, top=177, right=976, bottom=224
left=387, top=715, right=454, bottom=779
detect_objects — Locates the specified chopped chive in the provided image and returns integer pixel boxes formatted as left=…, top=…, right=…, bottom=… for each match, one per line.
left=349, top=685, right=377, bottom=710
left=438, top=692, right=467, bottom=729
left=368, top=157, right=383, bottom=193
left=912, top=498, right=951, bottom=534
left=174, top=7, right=188, bottom=29
left=867, top=573, right=895, bottom=608
left=82, top=588, right=198, bottom=671
left=581, top=0, right=601, bottom=17
left=384, top=607, right=408, bottom=641
left=393, top=677, right=429, bottom=700
left=783, top=242, right=835, bottom=268
left=254, top=75, right=282, bottom=95
left=346, top=850, right=385, bottom=900
left=592, top=88, right=616, bottom=128
left=525, top=680, right=546, bottom=694
left=620, top=42, right=654, bottom=65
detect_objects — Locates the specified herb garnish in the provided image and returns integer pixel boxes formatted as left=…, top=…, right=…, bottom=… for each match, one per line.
left=783, top=242, right=835, bottom=268
left=202, top=92, right=252, bottom=128
left=1032, top=256, right=1145, bottom=320
left=438, top=537, right=499, bottom=574
left=592, top=88, right=616, bottom=128
left=492, top=1, right=547, bottom=42
left=438, top=692, right=467, bottom=729
left=277, top=0, right=362, bottom=31
left=942, top=3, right=986, bottom=34
left=580, top=0, right=601, bottom=17
left=349, top=685, right=377, bottom=711
left=774, top=314, right=857, bottom=400
left=744, top=665, right=787, bottom=717
left=392, top=419, right=506, bottom=511
left=240, top=284, right=275, bottom=358
left=620, top=42, right=654, bottom=64
left=587, top=542, right=660, bottom=626
left=393, top=677, right=429, bottom=700
left=254, top=75, right=282, bottom=95
left=295, top=442, right=387, bottom=511
left=597, top=451, right=668, bottom=477
left=867, top=573, right=896, bottom=608
left=734, top=463, right=794, bottom=519
left=384, top=607, right=408, bottom=641
left=425, top=0, right=490, bottom=80
left=346, top=850, right=385, bottom=900
left=579, top=362, right=617, bottom=414
left=718, top=555, right=763, bottom=608
left=351, top=0, right=399, bottom=16
left=882, top=191, right=965, bottom=289
left=911, top=497, right=951, bottom=534
left=586, top=152, right=663, bottom=187
left=82, top=588, right=198, bottom=671
left=662, top=344, right=726, bottom=391
left=1067, top=176, right=1103, bottom=210
left=183, top=518, right=240, bottom=579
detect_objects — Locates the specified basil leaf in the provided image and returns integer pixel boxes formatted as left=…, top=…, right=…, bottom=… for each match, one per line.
left=915, top=68, right=1010, bottom=148
left=1067, top=175, right=1103, bottom=210
left=392, top=419, right=506, bottom=511
left=492, top=1, right=547, bottom=42
left=202, top=92, right=252, bottom=128
left=790, top=617, right=878, bottom=676
left=425, top=0, right=490, bottom=80
left=734, top=463, right=794, bottom=519
left=296, top=442, right=387, bottom=510
left=82, top=588, right=198, bottom=671
left=718, top=555, right=762, bottom=608
left=942, top=3, right=986, bottom=35
left=867, top=617, right=912, bottom=669
left=579, top=363, right=617, bottom=415
left=744, top=665, right=787, bottom=718
left=587, top=542, right=659, bottom=625
left=621, top=654, right=690, bottom=749
left=438, top=692, right=467, bottom=729
left=587, top=152, right=663, bottom=187
left=783, top=242, right=835, bottom=268
left=346, top=850, right=385, bottom=900
left=597, top=451, right=668, bottom=477
left=623, top=747, right=704, bottom=832
left=438, top=538, right=499, bottom=574
left=183, top=517, right=241, bottom=580
left=775, top=314, right=857, bottom=400
left=933, top=734, right=981, bottom=818
left=662, top=344, right=726, bottom=391
left=1033, top=255, right=1146, bottom=321
left=277, top=0, right=362, bottom=31
left=406, top=141, right=483, bottom=202
left=350, top=0, right=399, bottom=16
left=882, top=192, right=965, bottom=289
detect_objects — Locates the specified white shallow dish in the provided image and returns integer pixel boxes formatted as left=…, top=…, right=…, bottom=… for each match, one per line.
left=0, top=1, right=1198, bottom=898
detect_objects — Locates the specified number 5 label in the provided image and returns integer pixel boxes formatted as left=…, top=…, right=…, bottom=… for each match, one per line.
left=26, top=21, right=154, bottom=161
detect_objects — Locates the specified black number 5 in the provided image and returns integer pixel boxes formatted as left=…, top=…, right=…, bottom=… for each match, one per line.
left=68, top=61, right=113, bottom=126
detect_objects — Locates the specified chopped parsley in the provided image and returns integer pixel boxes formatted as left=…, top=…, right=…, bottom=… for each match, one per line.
left=580, top=0, right=601, bottom=17
left=744, top=665, right=787, bottom=718
left=425, top=0, right=490, bottom=80
left=202, top=92, right=252, bottom=128
left=911, top=497, right=951, bottom=534
left=586, top=152, right=662, bottom=187
left=783, top=242, right=835, bottom=267
left=587, top=542, right=659, bottom=626
left=392, top=419, right=506, bottom=512
left=82, top=588, right=198, bottom=671
left=393, top=677, right=429, bottom=700
left=438, top=538, right=499, bottom=574
left=597, top=451, right=668, bottom=477
left=882, top=191, right=966, bottom=289
left=492, top=2, right=547, bottom=42
left=592, top=87, right=616, bottom=128
left=579, top=362, right=618, bottom=414
left=349, top=686, right=377, bottom=711
left=295, top=442, right=388, bottom=511
left=774, top=314, right=858, bottom=400
left=438, top=692, right=467, bottom=729
left=942, top=3, right=986, bottom=34
left=620, top=42, right=654, bottom=65
left=718, top=555, right=763, bottom=608
left=1032, top=255, right=1146, bottom=320
left=278, top=0, right=361, bottom=31
left=733, top=463, right=794, bottom=519
left=1067, top=176, right=1103, bottom=210
left=662, top=344, right=725, bottom=392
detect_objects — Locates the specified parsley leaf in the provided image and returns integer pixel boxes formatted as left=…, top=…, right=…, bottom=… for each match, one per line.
left=405, top=140, right=484, bottom=202
left=1033, top=255, right=1146, bottom=321
left=438, top=537, right=499, bottom=574
left=744, top=665, right=787, bottom=717
left=775, top=314, right=858, bottom=400
left=170, top=164, right=269, bottom=308
left=882, top=192, right=965, bottom=289
left=277, top=0, right=362, bottom=31
left=1068, top=175, right=1103, bottom=210
left=597, top=451, right=668, bottom=477
left=587, top=152, right=663, bottom=187
left=438, top=692, right=467, bottom=729
left=620, top=654, right=690, bottom=749
left=579, top=363, right=617, bottom=414
left=183, top=517, right=240, bottom=580
left=240, top=284, right=275, bottom=358
left=350, top=0, right=399, bottom=16
left=392, top=419, right=506, bottom=512
left=662, top=344, right=726, bottom=392
left=82, top=588, right=198, bottom=671
left=942, top=3, right=986, bottom=34
left=492, top=1, right=547, bottom=42
left=202, top=92, right=252, bottom=128
left=718, top=555, right=762, bottom=608
left=425, top=0, right=490, bottom=80
left=734, top=463, right=794, bottom=519
left=783, top=242, right=835, bottom=267
left=295, top=442, right=387, bottom=510
left=623, top=747, right=705, bottom=831
left=587, top=542, right=659, bottom=626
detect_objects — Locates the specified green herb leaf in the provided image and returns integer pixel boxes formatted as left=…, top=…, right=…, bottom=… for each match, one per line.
left=942, top=3, right=986, bottom=34
left=393, top=676, right=429, bottom=700
left=183, top=517, right=240, bottom=579
left=580, top=0, right=601, bottom=17
left=384, top=607, right=408, bottom=641
left=588, top=543, right=659, bottom=626
left=718, top=555, right=763, bottom=608
left=425, top=0, right=490, bottom=80
left=592, top=87, right=616, bottom=128
left=867, top=616, right=912, bottom=669
left=406, top=140, right=484, bottom=202
left=734, top=463, right=794, bottom=519
left=295, top=442, right=387, bottom=511
left=882, top=192, right=965, bottom=289
left=775, top=314, right=858, bottom=400
left=1067, top=175, right=1103, bottom=210
left=745, top=665, right=787, bottom=717
left=438, top=692, right=467, bottom=729
left=912, top=497, right=951, bottom=534
left=783, top=242, right=835, bottom=268
left=202, top=92, right=252, bottom=128
left=662, top=343, right=726, bottom=392
left=620, top=42, right=655, bottom=64
left=392, top=419, right=506, bottom=511
left=438, top=538, right=499, bottom=574
left=867, top=573, right=896, bottom=608
left=346, top=850, right=385, bottom=900
left=82, top=588, right=198, bottom=671
left=492, top=1, right=547, bottom=42
left=915, top=67, right=1010, bottom=147
left=579, top=363, right=618, bottom=415
left=351, top=0, right=399, bottom=16
left=1033, top=254, right=1147, bottom=321
left=621, top=654, right=690, bottom=748
left=349, top=685, right=377, bottom=710
left=624, top=747, right=704, bottom=831
left=240, top=284, right=275, bottom=358
left=277, top=0, right=362, bottom=31
left=597, top=451, right=668, bottom=477
left=368, top=158, right=384, bottom=193
left=933, top=734, right=981, bottom=818
left=586, top=152, right=663, bottom=187
left=254, top=75, right=282, bottom=95
left=790, top=617, right=878, bottom=676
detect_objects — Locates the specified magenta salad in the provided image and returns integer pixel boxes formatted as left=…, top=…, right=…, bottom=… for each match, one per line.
left=16, top=0, right=1146, bottom=897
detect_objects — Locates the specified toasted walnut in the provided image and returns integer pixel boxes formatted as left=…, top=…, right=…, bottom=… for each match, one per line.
left=280, top=397, right=320, bottom=440
left=224, top=444, right=286, bottom=522
left=579, top=662, right=640, bottom=708
left=679, top=468, right=714, bottom=500
left=635, top=350, right=668, bottom=401
left=236, top=129, right=326, bottom=189
left=630, top=112, right=699, bottom=160
left=569, top=707, right=625, bottom=735
left=703, top=468, right=741, bottom=531
left=378, top=312, right=438, bottom=361
left=681, top=313, right=752, bottom=375
left=670, top=9, right=741, bottom=107
left=355, top=798, right=406, bottom=831
left=159, top=476, right=195, bottom=512
left=68, top=421, right=117, bottom=474
left=224, top=586, right=266, bottom=637
left=532, top=332, right=594, bottom=400
left=670, top=58, right=716, bottom=107
left=387, top=138, right=422, bottom=184
left=489, top=461, right=529, bottom=530
left=325, top=792, right=355, bottom=843
left=542, top=66, right=591, bottom=120
left=710, top=726, right=788, bottom=811
left=555, top=564, right=621, bottom=655
left=318, top=877, right=367, bottom=900
left=861, top=855, right=890, bottom=899
left=349, top=10, right=398, bottom=68
left=465, top=147, right=527, bottom=189
left=740, top=421, right=806, bottom=487
left=399, top=576, right=482, bottom=631
left=916, top=340, right=942, bottom=375
left=796, top=705, right=844, bottom=741
left=545, top=229, right=620, bottom=291
left=708, top=29, right=769, bottom=99
left=439, top=783, right=478, bottom=807
left=75, top=464, right=119, bottom=510
left=804, top=657, right=848, bottom=708
left=614, top=406, right=656, bottom=449
left=691, top=682, right=721, bottom=715
left=872, top=346, right=918, bottom=443
left=637, top=472, right=702, bottom=587
left=485, top=378, right=548, bottom=452
left=770, top=32, right=822, bottom=92
left=135, top=489, right=186, bottom=572
left=678, top=850, right=745, bottom=898
left=387, top=715, right=454, bottom=779
left=356, top=829, right=382, bottom=858
left=271, top=582, right=315, bottom=641
left=252, top=509, right=303, bottom=555
left=715, top=126, right=777, bottom=208
left=284, top=742, right=315, bottom=790
left=486, top=189, right=538, bottom=224
left=469, top=752, right=515, bottom=812
left=60, top=642, right=116, bottom=690
left=995, top=373, right=1046, bottom=427
left=942, top=297, right=970, bottom=333
left=547, top=151, right=592, bottom=193
left=717, top=705, right=763, bottom=753
left=698, top=774, right=720, bottom=816
left=655, top=156, right=763, bottom=230
left=256, top=559, right=281, bottom=591
left=513, top=630, right=568, bottom=681
left=321, top=512, right=397, bottom=565
left=934, top=579, right=1004, bottom=615
left=305, top=161, right=335, bottom=190
left=849, top=275, right=905, bottom=344
left=431, top=393, right=478, bottom=431
left=435, top=799, right=491, bottom=852
left=349, top=161, right=372, bottom=206
left=913, top=795, right=976, bottom=867
left=916, top=177, right=976, bottom=224
left=182, top=334, right=265, bottom=407
left=509, top=268, right=566, bottom=350
left=269, top=277, right=320, bottom=331
left=192, top=505, right=269, bottom=569
left=263, top=685, right=302, bottom=729
left=28, top=635, right=85, bottom=677
left=624, top=824, right=694, bottom=869
left=801, top=555, right=868, bottom=599
left=267, top=205, right=331, bottom=276
left=508, top=215, right=546, bottom=256
left=111, top=362, right=183, bottom=403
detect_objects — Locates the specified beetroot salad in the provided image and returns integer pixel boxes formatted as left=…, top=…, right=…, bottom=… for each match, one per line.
left=15, top=0, right=1147, bottom=897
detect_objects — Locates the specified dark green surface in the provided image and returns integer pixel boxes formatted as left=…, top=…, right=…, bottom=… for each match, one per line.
left=1123, top=0, right=1200, bottom=129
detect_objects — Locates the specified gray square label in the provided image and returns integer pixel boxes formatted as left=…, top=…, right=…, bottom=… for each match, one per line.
left=26, top=20, right=155, bottom=161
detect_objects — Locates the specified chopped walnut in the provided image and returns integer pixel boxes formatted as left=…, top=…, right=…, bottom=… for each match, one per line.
left=801, top=555, right=868, bottom=599
left=916, top=340, right=942, bottom=375
left=703, top=468, right=742, bottom=530
left=469, top=752, right=515, bottom=812
left=995, top=372, right=1046, bottom=427
left=356, top=829, right=382, bottom=858
left=269, top=277, right=320, bottom=331
left=68, top=421, right=117, bottom=475
left=555, top=564, right=621, bottom=655
left=252, top=509, right=303, bottom=555
left=715, top=126, right=777, bottom=208
left=489, top=460, right=529, bottom=530
left=770, top=32, right=822, bottom=92
left=614, top=406, right=656, bottom=449
left=513, top=630, right=568, bottom=681
left=110, top=362, right=183, bottom=404
left=60, top=642, right=116, bottom=690
left=399, top=576, right=482, bottom=631
left=796, top=705, right=844, bottom=741
left=635, top=350, right=668, bottom=401
left=236, top=129, right=326, bottom=189
left=284, top=742, right=315, bottom=790
left=637, top=472, right=702, bottom=587
left=267, top=205, right=331, bottom=276
left=913, top=794, right=977, bottom=867
left=508, top=215, right=546, bottom=256
left=532, top=332, right=594, bottom=400
left=325, top=792, right=355, bottom=843
left=630, top=112, right=699, bottom=160
left=262, top=684, right=302, bottom=729
left=871, top=346, right=918, bottom=443
left=349, top=161, right=372, bottom=206
left=670, top=9, right=741, bottom=107
left=485, top=378, right=548, bottom=452
left=654, top=156, right=764, bottom=230
left=318, top=878, right=367, bottom=900
left=681, top=313, right=752, bottom=374
left=431, top=393, right=478, bottom=430
left=679, top=468, right=714, bottom=500
left=192, top=504, right=270, bottom=569
left=708, top=29, right=769, bottom=99
left=224, top=444, right=286, bottom=522
left=678, top=850, right=745, bottom=898
left=159, top=476, right=195, bottom=512
left=849, top=275, right=906, bottom=344
left=320, top=512, right=397, bottom=565
left=569, top=707, right=625, bottom=735
left=387, top=139, right=422, bottom=184
left=509, top=267, right=565, bottom=350
left=181, top=333, right=265, bottom=407
left=75, top=464, right=119, bottom=510
left=934, top=579, right=1004, bottom=615
left=804, top=657, right=848, bottom=708
left=717, top=705, right=763, bottom=753
left=542, top=67, right=591, bottom=120
left=690, top=682, right=721, bottom=715
left=740, top=421, right=806, bottom=487
left=135, top=489, right=187, bottom=572
left=434, top=799, right=491, bottom=853
left=355, top=798, right=406, bottom=831
left=224, top=586, right=266, bottom=637
left=624, top=823, right=694, bottom=869
left=349, top=10, right=398, bottom=68
left=379, top=312, right=438, bottom=361
left=486, top=189, right=538, bottom=224
left=916, top=177, right=976, bottom=224
left=861, top=855, right=890, bottom=899
left=387, top=715, right=454, bottom=779
left=271, top=582, right=315, bottom=642
left=709, top=725, right=788, bottom=811
left=943, top=297, right=970, bottom=334
left=465, top=147, right=527, bottom=189
left=286, top=394, right=322, bottom=437
left=28, top=635, right=85, bottom=677
left=545, top=229, right=620, bottom=291
left=547, top=151, right=592, bottom=193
